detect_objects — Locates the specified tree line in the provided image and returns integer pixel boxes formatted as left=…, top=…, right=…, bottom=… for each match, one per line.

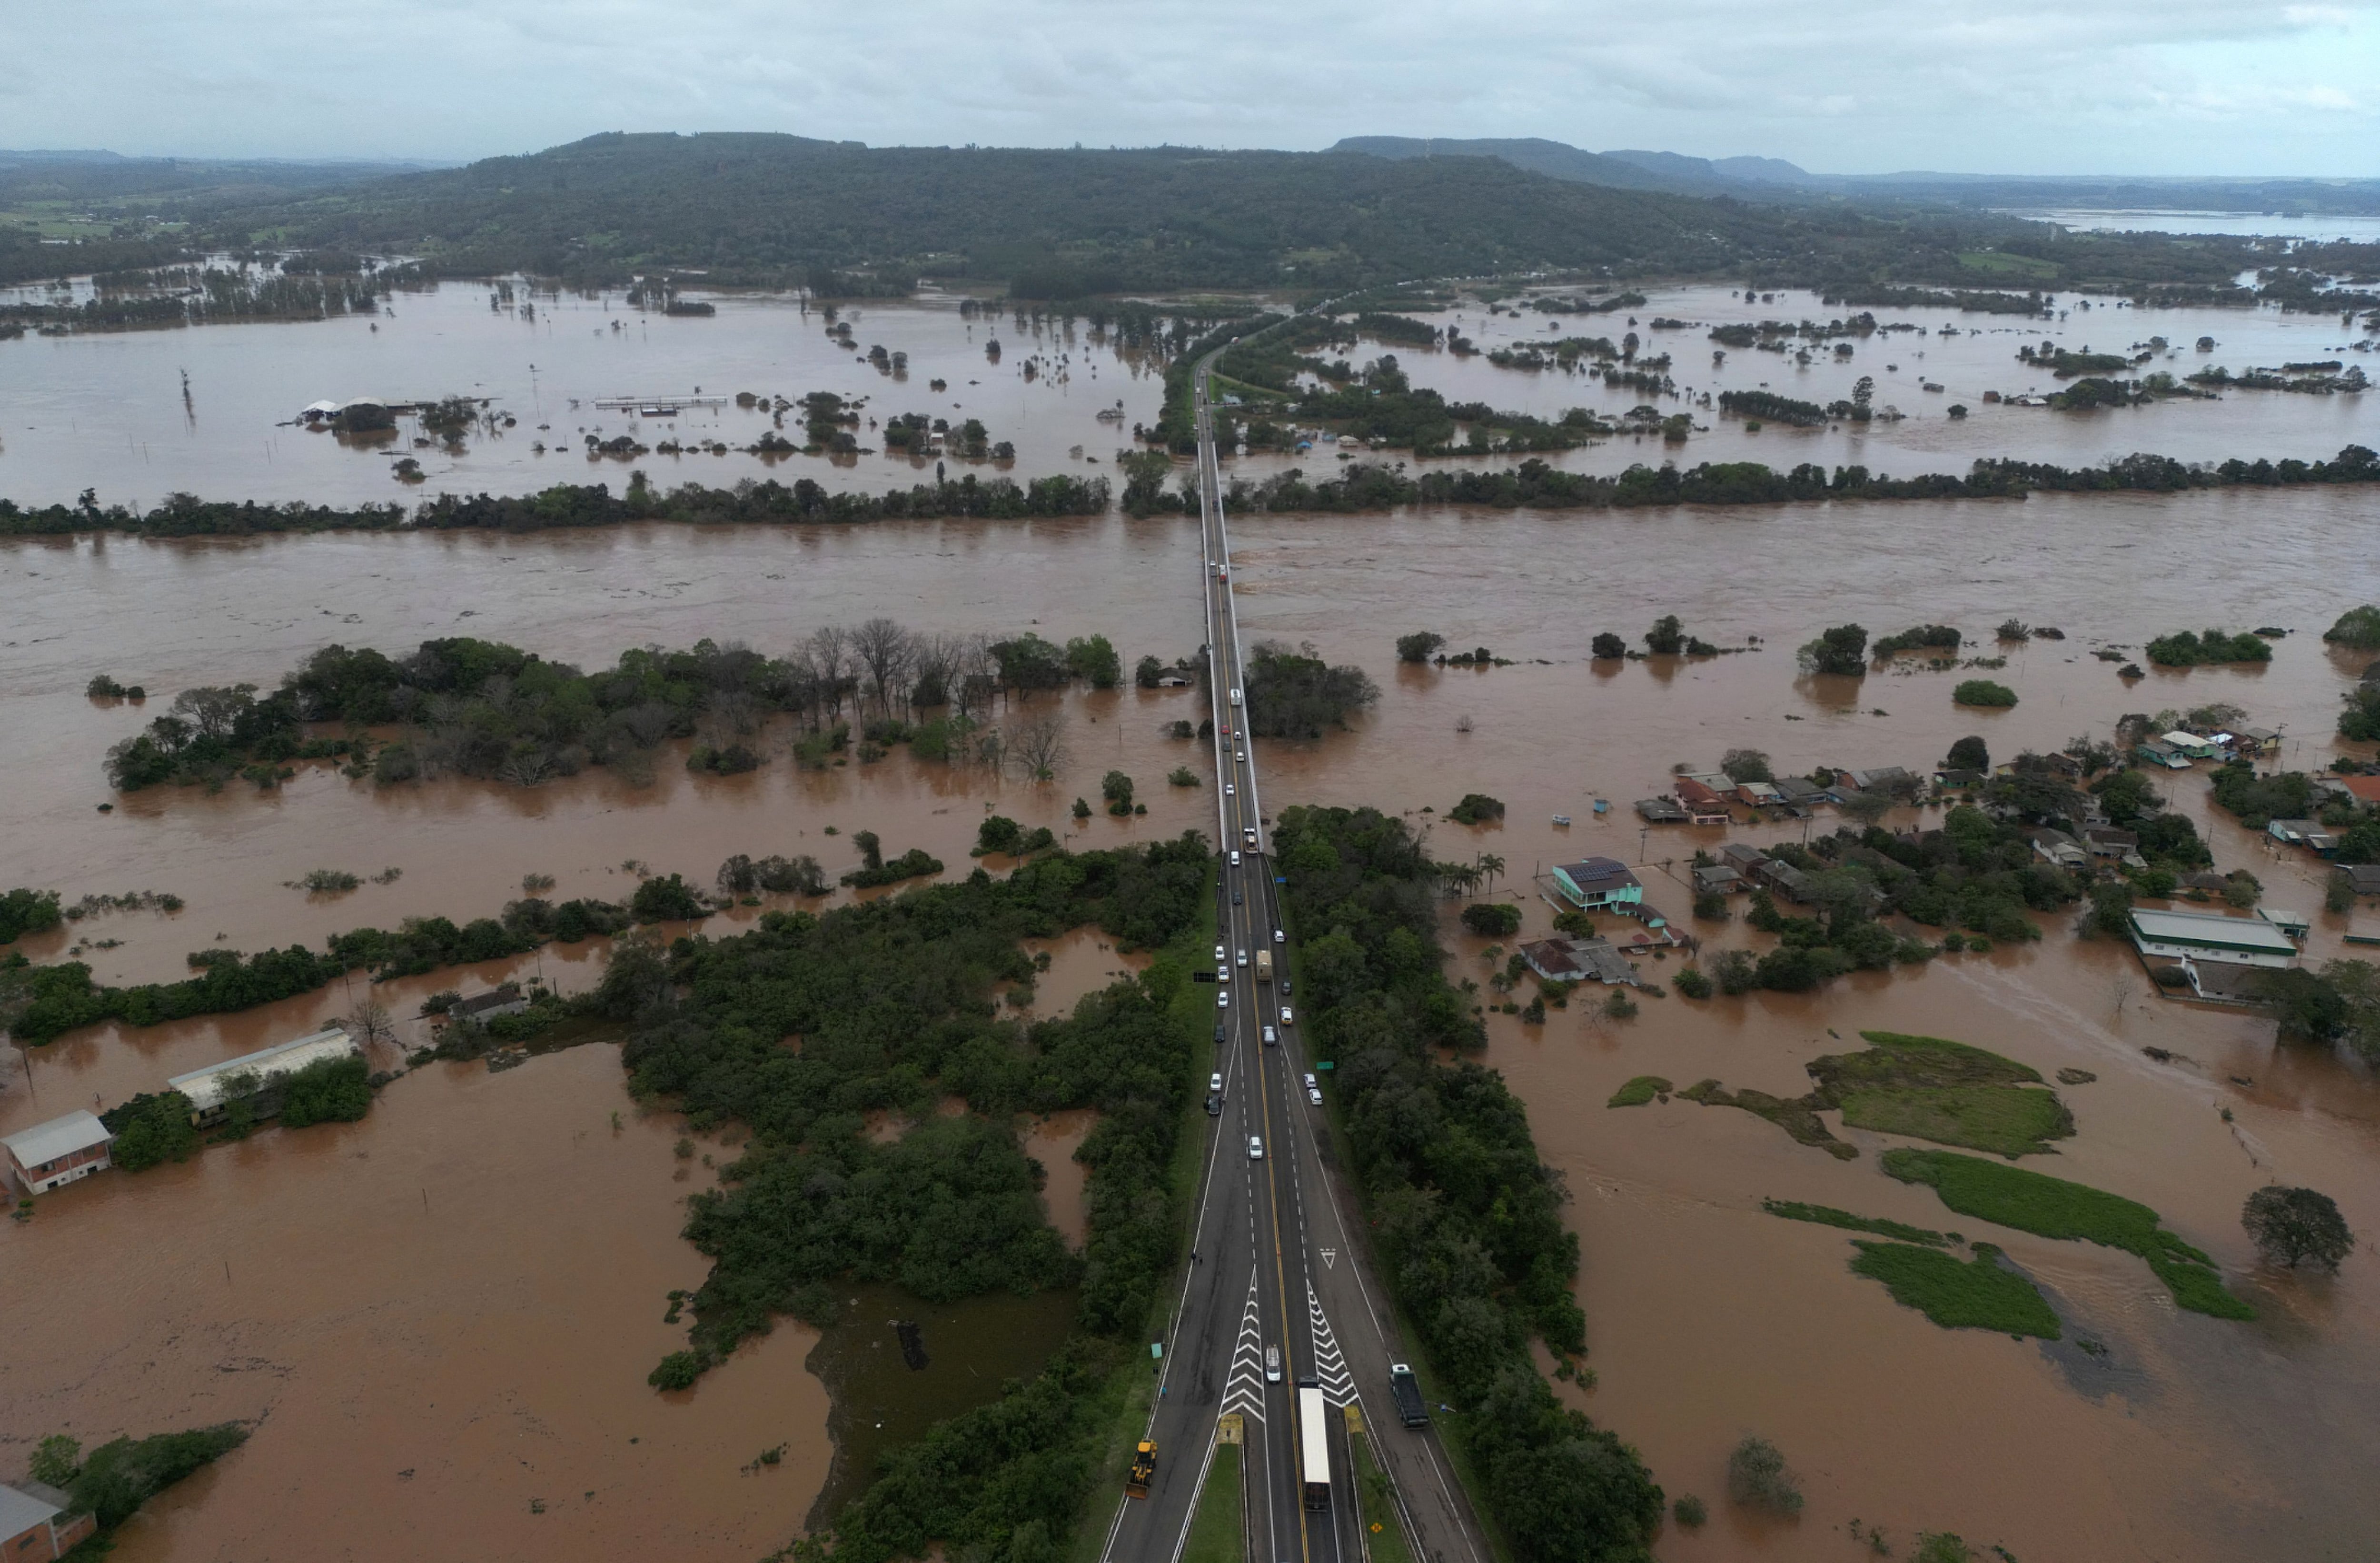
left=102, top=621, right=1133, bottom=795
left=1270, top=804, right=1666, bottom=1562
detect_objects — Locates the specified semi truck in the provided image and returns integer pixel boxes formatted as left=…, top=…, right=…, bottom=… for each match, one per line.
left=1126, top=1440, right=1156, bottom=1498
left=1389, top=1364, right=1429, bottom=1428
left=1298, top=1383, right=1330, bottom=1511
left=1255, top=949, right=1273, bottom=984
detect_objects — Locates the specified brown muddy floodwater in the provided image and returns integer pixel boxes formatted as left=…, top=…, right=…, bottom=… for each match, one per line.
left=0, top=1044, right=830, bottom=1562
left=3, top=280, right=2373, bottom=514
left=4, top=464, right=2379, bottom=1555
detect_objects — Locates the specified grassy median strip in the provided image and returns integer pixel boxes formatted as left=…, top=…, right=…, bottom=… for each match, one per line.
left=1181, top=1442, right=1244, bottom=1563
left=1349, top=1423, right=1418, bottom=1563
left=1883, top=1149, right=2255, bottom=1320
left=1849, top=1241, right=2062, bottom=1338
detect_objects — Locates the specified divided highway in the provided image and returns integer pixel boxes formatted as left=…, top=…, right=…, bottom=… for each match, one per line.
left=1095, top=351, right=1492, bottom=1563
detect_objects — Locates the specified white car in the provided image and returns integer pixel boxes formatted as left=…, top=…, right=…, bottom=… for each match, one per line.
left=1230, top=849, right=1241, bottom=866
left=1215, top=944, right=1226, bottom=962
left=1248, top=1135, right=1264, bottom=1161
left=1230, top=687, right=1243, bottom=707
left=1273, top=928, right=1285, bottom=943
left=1210, top=1072, right=1224, bottom=1094
left=1265, top=1345, right=1281, bottom=1383
left=1218, top=965, right=1230, bottom=983
left=1303, top=1072, right=1317, bottom=1090
left=1226, top=784, right=1236, bottom=796
left=1218, top=990, right=1230, bottom=1008
left=1236, top=949, right=1248, bottom=967
left=1279, top=1006, right=1293, bottom=1025
left=1262, top=1025, right=1278, bottom=1046
left=1308, top=1085, right=1323, bottom=1106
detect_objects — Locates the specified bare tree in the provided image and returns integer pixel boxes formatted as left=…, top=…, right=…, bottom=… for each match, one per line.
left=912, top=632, right=961, bottom=710
left=700, top=688, right=761, bottom=747
left=808, top=625, right=854, bottom=720
left=851, top=617, right=916, bottom=717
left=1007, top=711, right=1069, bottom=781
left=347, top=995, right=397, bottom=1048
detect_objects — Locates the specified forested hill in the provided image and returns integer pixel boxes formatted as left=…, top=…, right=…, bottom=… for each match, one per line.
left=199, top=131, right=2286, bottom=299
left=215, top=131, right=1806, bottom=290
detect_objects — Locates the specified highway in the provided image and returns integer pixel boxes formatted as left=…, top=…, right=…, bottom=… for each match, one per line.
left=1095, top=348, right=1492, bottom=1563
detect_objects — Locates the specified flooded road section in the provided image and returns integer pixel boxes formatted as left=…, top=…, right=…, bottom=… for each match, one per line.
left=0, top=1044, right=832, bottom=1563
left=2, top=278, right=2371, bottom=511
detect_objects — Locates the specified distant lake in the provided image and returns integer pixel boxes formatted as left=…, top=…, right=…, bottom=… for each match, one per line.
left=2013, top=208, right=2380, bottom=243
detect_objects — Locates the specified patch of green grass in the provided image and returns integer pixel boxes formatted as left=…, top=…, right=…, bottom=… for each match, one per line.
left=1762, top=1198, right=1949, bottom=1246
left=1850, top=1240, right=2061, bottom=1338
left=1957, top=249, right=2060, bottom=280
left=1349, top=1425, right=1416, bottom=1563
left=1181, top=1441, right=1244, bottom=1563
left=1680, top=1079, right=1857, bottom=1159
left=1883, top=1149, right=2254, bottom=1320
left=1606, top=1075, right=1672, bottom=1108
left=1836, top=1084, right=2075, bottom=1158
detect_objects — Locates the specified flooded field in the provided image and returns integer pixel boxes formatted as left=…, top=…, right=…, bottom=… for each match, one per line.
left=4, top=324, right=2379, bottom=1557
left=0, top=1044, right=832, bottom=1563
left=2, top=279, right=2372, bottom=510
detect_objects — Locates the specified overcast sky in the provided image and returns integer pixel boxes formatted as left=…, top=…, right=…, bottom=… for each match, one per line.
left=5, top=0, right=2376, bottom=175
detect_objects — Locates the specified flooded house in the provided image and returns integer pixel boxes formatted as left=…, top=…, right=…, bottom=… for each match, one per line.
left=0, top=1483, right=96, bottom=1562
left=2029, top=828, right=2091, bottom=870
left=1548, top=857, right=1644, bottom=912
left=1631, top=796, right=1689, bottom=824
left=1670, top=777, right=1732, bottom=824
left=1517, top=934, right=1637, bottom=986
left=438, top=985, right=529, bottom=1028
left=1690, top=862, right=1740, bottom=895
left=2267, top=818, right=2340, bottom=855
left=2, top=1110, right=113, bottom=1196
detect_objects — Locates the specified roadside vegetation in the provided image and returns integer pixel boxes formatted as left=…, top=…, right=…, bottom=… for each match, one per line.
left=1273, top=804, right=1666, bottom=1563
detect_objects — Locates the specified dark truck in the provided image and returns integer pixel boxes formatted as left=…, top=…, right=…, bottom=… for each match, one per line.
left=1388, top=1364, right=1428, bottom=1428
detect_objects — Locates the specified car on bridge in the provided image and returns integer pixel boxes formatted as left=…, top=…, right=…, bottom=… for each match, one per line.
left=1248, top=1135, right=1264, bottom=1161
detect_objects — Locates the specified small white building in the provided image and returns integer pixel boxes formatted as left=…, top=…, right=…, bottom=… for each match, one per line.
left=1, top=1111, right=114, bottom=1196
left=167, top=1025, right=359, bottom=1127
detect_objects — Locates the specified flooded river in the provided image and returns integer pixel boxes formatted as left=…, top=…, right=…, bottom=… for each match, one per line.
left=2, top=278, right=2372, bottom=510
left=4, top=301, right=2380, bottom=1556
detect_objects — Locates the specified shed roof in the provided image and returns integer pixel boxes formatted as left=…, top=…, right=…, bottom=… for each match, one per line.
left=0, top=1483, right=68, bottom=1539
left=168, top=1026, right=358, bottom=1114
left=1, top=1110, right=111, bottom=1168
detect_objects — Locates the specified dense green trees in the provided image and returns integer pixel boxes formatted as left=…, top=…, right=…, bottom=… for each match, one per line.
left=1273, top=805, right=1663, bottom=1562
left=2144, top=629, right=2272, bottom=667
left=2242, top=1186, right=2356, bottom=1272
left=625, top=833, right=1212, bottom=1378
left=12, top=894, right=632, bottom=1043
left=1242, top=641, right=1378, bottom=739
left=2323, top=605, right=2380, bottom=650
left=0, top=887, right=61, bottom=944
left=1397, top=632, right=1448, bottom=663
left=1953, top=680, right=2018, bottom=708
left=1461, top=903, right=1523, bottom=936
left=1798, top=625, right=1869, bottom=677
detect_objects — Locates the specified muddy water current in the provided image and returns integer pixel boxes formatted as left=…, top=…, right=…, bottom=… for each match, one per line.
left=3, top=418, right=2380, bottom=1554
left=2, top=279, right=2374, bottom=510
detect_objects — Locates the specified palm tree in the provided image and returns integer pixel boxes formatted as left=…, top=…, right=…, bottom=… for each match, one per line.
left=1474, top=852, right=1507, bottom=894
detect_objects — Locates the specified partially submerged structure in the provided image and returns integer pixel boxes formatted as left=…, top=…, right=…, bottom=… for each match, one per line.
left=167, top=1025, right=360, bottom=1128
left=2, top=1110, right=113, bottom=1196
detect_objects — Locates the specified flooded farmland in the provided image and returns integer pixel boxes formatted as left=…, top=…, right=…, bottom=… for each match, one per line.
left=3, top=278, right=2380, bottom=1558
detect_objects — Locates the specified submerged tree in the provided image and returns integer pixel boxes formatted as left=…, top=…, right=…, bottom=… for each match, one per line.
left=2242, top=1186, right=2355, bottom=1272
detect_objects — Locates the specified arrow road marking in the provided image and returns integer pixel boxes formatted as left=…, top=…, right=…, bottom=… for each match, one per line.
left=1308, top=1284, right=1355, bottom=1408
left=1221, top=1270, right=1269, bottom=1424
